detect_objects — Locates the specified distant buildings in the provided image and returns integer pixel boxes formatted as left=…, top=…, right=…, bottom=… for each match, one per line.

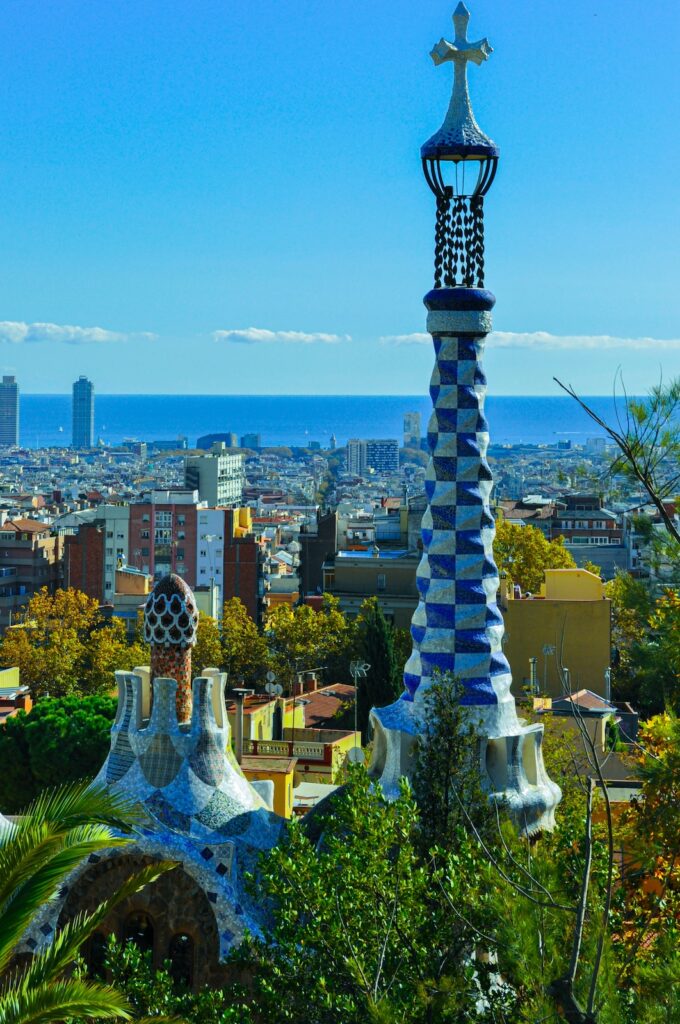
left=0, top=519, right=62, bottom=626
left=403, top=412, right=421, bottom=448
left=72, top=376, right=94, bottom=449
left=64, top=491, right=267, bottom=622
left=240, top=432, right=261, bottom=450
left=196, top=432, right=238, bottom=449
left=0, top=376, right=19, bottom=447
left=346, top=438, right=399, bottom=475
left=184, top=447, right=244, bottom=507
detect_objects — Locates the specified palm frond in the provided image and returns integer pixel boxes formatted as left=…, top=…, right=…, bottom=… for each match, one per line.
left=15, top=862, right=177, bottom=990
left=0, top=977, right=132, bottom=1024
left=0, top=834, right=130, bottom=974
left=4, top=781, right=142, bottom=839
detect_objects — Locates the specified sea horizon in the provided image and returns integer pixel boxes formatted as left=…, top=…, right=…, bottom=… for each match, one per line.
left=13, top=393, right=627, bottom=450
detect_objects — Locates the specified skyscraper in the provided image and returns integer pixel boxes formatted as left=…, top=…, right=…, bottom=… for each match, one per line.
left=0, top=376, right=19, bottom=446
left=72, top=376, right=94, bottom=448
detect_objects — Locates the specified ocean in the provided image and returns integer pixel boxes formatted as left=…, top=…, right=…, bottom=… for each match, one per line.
left=17, top=394, right=621, bottom=450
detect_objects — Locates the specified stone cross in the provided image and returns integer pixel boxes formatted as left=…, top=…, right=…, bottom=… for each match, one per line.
left=426, top=3, right=494, bottom=155
left=431, top=3, right=492, bottom=70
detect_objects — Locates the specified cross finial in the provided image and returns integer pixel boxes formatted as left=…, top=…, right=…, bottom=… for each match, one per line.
left=421, top=3, right=498, bottom=161
left=430, top=3, right=493, bottom=71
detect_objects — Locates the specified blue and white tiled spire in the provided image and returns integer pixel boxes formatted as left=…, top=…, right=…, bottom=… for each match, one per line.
left=369, top=6, right=561, bottom=834
left=404, top=290, right=515, bottom=735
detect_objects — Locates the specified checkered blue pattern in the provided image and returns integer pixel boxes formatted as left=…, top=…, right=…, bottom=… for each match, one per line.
left=404, top=333, right=512, bottom=707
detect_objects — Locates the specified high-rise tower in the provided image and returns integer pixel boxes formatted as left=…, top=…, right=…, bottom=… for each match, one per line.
left=72, top=375, right=95, bottom=448
left=369, top=4, right=561, bottom=834
left=0, top=376, right=19, bottom=446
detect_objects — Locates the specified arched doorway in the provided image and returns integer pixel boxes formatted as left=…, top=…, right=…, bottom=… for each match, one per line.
left=57, top=853, right=221, bottom=987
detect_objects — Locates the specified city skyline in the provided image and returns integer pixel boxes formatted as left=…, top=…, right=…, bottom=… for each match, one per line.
left=0, top=0, right=677, bottom=396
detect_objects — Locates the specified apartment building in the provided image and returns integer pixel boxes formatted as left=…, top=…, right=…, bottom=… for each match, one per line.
left=0, top=519, right=61, bottom=625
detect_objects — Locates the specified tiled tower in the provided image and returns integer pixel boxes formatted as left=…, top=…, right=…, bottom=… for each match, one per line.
left=22, top=574, right=282, bottom=984
left=370, top=4, right=561, bottom=834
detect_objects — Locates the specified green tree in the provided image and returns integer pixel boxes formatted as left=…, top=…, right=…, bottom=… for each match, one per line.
left=354, top=598, right=401, bottom=740
left=411, top=674, right=492, bottom=853
left=266, top=595, right=353, bottom=691
left=0, top=696, right=117, bottom=812
left=494, top=518, right=576, bottom=592
left=221, top=598, right=269, bottom=684
left=240, top=768, right=511, bottom=1024
left=79, top=936, right=251, bottom=1024
left=0, top=589, right=148, bottom=699
left=193, top=614, right=223, bottom=674
left=0, top=781, right=173, bottom=1024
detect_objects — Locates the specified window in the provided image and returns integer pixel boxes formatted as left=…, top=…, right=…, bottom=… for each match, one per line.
left=199, top=515, right=208, bottom=525
left=167, top=933, right=194, bottom=988
left=177, top=515, right=185, bottom=525
left=124, top=912, right=154, bottom=955
left=177, top=531, right=185, bottom=540
left=176, top=548, right=185, bottom=559
left=106, top=548, right=113, bottom=556
left=141, top=546, right=150, bottom=557
left=106, top=531, right=113, bottom=538
left=142, top=514, right=150, bottom=523
left=86, top=931, right=108, bottom=978
left=200, top=549, right=207, bottom=558
left=377, top=573, right=386, bottom=592
left=140, top=529, right=149, bottom=539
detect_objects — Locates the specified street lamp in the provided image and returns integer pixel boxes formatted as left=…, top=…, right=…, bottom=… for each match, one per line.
left=349, top=660, right=370, bottom=762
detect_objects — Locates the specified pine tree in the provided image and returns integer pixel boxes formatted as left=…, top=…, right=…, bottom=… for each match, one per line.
left=355, top=598, right=401, bottom=741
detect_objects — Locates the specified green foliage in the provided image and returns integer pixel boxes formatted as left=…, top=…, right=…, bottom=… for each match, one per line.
left=240, top=767, right=513, bottom=1024
left=494, top=518, right=576, bottom=592
left=193, top=614, right=224, bottom=674
left=266, top=594, right=354, bottom=691
left=411, top=674, right=493, bottom=853
left=606, top=573, right=680, bottom=715
left=0, top=696, right=116, bottom=813
left=0, top=588, right=148, bottom=700
left=79, top=937, right=251, bottom=1024
left=221, top=598, right=269, bottom=683
left=354, top=598, right=401, bottom=740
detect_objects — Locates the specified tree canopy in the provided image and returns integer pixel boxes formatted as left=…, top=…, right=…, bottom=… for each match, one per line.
left=0, top=695, right=116, bottom=812
left=494, top=518, right=576, bottom=592
left=0, top=589, right=148, bottom=700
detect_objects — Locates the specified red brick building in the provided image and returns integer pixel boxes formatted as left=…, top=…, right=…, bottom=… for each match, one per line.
left=64, top=523, right=105, bottom=600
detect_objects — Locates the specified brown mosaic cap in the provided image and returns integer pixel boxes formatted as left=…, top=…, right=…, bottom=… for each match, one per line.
left=144, top=573, right=199, bottom=649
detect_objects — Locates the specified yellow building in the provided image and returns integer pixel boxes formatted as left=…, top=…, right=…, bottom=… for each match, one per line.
left=224, top=694, right=305, bottom=743
left=241, top=755, right=297, bottom=818
left=500, top=569, right=611, bottom=698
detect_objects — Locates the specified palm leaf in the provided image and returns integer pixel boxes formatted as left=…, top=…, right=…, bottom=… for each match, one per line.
left=0, top=832, right=133, bottom=974
left=0, top=977, right=132, bottom=1024
left=4, top=781, right=142, bottom=838
left=0, top=824, right=128, bottom=917
left=15, top=862, right=177, bottom=989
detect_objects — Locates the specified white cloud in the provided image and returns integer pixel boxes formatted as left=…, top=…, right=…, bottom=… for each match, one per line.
left=0, top=321, right=156, bottom=345
left=379, top=332, right=430, bottom=346
left=212, top=327, right=349, bottom=345
left=380, top=330, right=680, bottom=350
left=490, top=331, right=680, bottom=351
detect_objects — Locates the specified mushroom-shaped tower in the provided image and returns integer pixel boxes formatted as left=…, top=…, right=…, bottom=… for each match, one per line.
left=21, top=574, right=283, bottom=983
left=369, top=5, right=561, bottom=835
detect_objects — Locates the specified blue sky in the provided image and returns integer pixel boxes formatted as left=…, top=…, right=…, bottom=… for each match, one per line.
left=0, top=0, right=677, bottom=395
